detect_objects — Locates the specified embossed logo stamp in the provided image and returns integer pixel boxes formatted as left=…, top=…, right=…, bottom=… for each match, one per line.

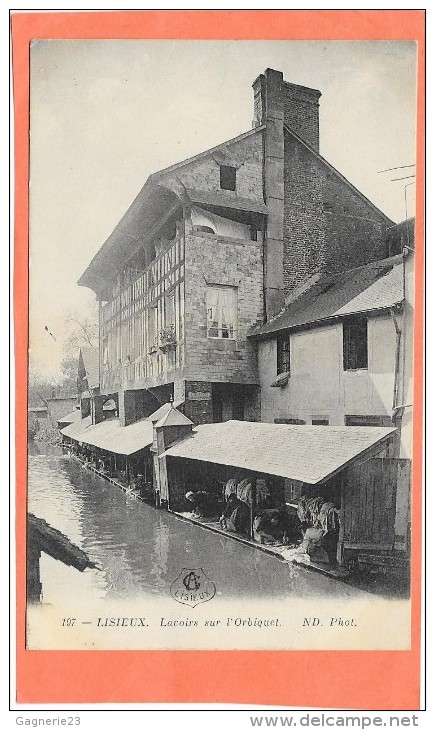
left=170, top=568, right=216, bottom=608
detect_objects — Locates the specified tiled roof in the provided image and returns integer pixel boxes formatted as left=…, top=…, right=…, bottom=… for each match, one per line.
left=80, top=347, right=99, bottom=389
left=61, top=416, right=153, bottom=455
left=162, top=420, right=396, bottom=484
left=250, top=256, right=404, bottom=339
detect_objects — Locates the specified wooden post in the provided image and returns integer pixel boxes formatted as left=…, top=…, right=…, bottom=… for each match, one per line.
left=27, top=542, right=42, bottom=603
left=337, top=472, right=345, bottom=565
left=250, top=479, right=257, bottom=539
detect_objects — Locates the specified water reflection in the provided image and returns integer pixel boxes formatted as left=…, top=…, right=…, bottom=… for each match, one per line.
left=28, top=443, right=364, bottom=603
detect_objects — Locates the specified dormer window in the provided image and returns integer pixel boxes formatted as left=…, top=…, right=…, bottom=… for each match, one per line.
left=220, top=165, right=236, bottom=191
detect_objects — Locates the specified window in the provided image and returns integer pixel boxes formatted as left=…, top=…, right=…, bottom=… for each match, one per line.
left=207, top=286, right=237, bottom=339
left=312, top=418, right=329, bottom=426
left=277, top=334, right=290, bottom=375
left=220, top=165, right=236, bottom=191
left=345, top=415, right=393, bottom=427
left=274, top=418, right=305, bottom=425
left=164, top=292, right=175, bottom=327
left=343, top=317, right=368, bottom=370
left=147, top=307, right=158, bottom=351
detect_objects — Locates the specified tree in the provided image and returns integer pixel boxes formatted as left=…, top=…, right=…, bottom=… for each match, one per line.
left=63, top=305, right=98, bottom=356
left=28, top=302, right=99, bottom=403
left=28, top=363, right=58, bottom=406
left=59, top=303, right=99, bottom=390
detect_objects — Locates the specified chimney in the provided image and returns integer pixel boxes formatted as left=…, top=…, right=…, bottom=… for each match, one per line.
left=282, top=81, right=321, bottom=152
left=253, top=70, right=321, bottom=150
left=253, top=69, right=285, bottom=318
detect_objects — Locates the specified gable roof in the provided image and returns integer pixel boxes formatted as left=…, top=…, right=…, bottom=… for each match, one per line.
left=250, top=255, right=404, bottom=339
left=78, top=127, right=265, bottom=294
left=284, top=125, right=393, bottom=225
left=149, top=126, right=265, bottom=182
left=155, top=408, right=193, bottom=428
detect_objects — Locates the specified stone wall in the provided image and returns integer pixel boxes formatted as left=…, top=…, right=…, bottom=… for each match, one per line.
left=183, top=231, right=263, bottom=385
left=163, top=130, right=264, bottom=202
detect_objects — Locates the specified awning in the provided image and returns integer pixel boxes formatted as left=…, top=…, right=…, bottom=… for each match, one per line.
left=161, top=420, right=396, bottom=484
left=61, top=416, right=153, bottom=456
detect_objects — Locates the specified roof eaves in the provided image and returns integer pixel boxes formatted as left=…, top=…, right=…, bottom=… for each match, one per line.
left=284, top=124, right=394, bottom=225
left=249, top=301, right=404, bottom=340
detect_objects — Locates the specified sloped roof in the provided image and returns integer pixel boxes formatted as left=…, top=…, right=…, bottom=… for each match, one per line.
left=145, top=401, right=184, bottom=423
left=149, top=126, right=264, bottom=181
left=250, top=256, right=404, bottom=339
left=80, top=347, right=99, bottom=389
left=162, top=421, right=396, bottom=485
left=61, top=415, right=92, bottom=439
left=78, top=127, right=265, bottom=295
left=57, top=408, right=81, bottom=425
left=155, top=408, right=193, bottom=428
left=61, top=416, right=153, bottom=455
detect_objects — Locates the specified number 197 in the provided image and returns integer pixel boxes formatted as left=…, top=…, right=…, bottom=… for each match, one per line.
left=62, top=618, right=76, bottom=627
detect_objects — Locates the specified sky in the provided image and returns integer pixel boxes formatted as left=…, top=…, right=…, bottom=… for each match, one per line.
left=28, top=40, right=417, bottom=376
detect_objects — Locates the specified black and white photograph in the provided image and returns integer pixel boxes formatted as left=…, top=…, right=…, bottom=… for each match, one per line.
left=26, top=39, right=417, bottom=651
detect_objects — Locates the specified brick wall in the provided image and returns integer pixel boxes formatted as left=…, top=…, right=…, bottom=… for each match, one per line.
left=283, top=135, right=326, bottom=292
left=283, top=133, right=388, bottom=294
left=183, top=231, right=264, bottom=385
left=283, top=81, right=321, bottom=152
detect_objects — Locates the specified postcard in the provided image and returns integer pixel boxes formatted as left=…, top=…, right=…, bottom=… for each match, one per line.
left=13, top=10, right=425, bottom=708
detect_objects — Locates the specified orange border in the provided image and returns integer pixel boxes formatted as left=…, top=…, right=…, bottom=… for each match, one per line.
left=13, top=10, right=425, bottom=708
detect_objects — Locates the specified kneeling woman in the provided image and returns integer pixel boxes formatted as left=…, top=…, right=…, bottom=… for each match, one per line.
left=219, top=493, right=251, bottom=536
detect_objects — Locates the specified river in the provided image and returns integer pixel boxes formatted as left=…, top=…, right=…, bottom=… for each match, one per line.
left=28, top=442, right=365, bottom=604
